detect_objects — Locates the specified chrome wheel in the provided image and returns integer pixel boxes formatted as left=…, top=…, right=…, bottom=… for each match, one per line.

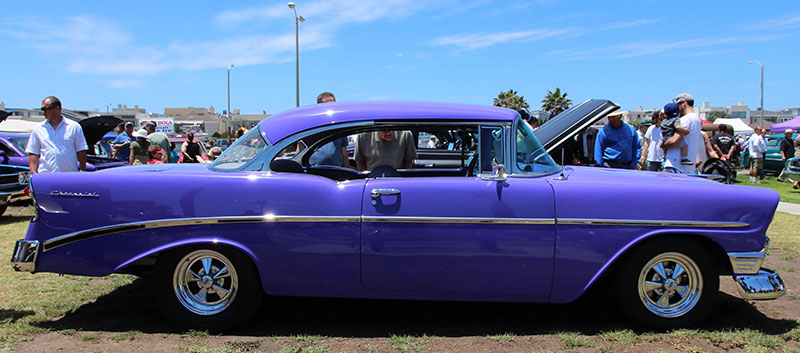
left=173, top=249, right=239, bottom=316
left=638, top=252, right=703, bottom=318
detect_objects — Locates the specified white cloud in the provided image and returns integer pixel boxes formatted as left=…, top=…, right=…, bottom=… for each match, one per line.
left=750, top=14, right=800, bottom=30
left=426, top=18, right=659, bottom=51
left=427, top=29, right=570, bottom=50
left=548, top=34, right=785, bottom=61
left=108, top=78, right=146, bottom=89
left=3, top=0, right=443, bottom=78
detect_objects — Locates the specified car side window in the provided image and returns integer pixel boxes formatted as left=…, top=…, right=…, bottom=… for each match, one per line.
left=514, top=119, right=559, bottom=174
left=479, top=126, right=504, bottom=173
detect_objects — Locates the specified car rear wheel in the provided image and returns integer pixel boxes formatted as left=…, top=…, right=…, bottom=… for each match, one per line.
left=153, top=246, right=262, bottom=331
left=615, top=239, right=718, bottom=329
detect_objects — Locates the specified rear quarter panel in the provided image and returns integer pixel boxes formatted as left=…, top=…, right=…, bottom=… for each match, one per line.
left=548, top=166, right=778, bottom=303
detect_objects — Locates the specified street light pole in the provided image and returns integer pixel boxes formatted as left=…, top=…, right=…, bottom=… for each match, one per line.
left=288, top=2, right=305, bottom=107
left=227, top=64, right=235, bottom=146
left=749, top=60, right=764, bottom=129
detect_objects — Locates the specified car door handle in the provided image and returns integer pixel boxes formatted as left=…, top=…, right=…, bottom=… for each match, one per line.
left=370, top=188, right=400, bottom=198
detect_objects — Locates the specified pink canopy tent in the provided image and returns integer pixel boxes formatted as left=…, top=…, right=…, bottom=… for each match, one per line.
left=770, top=116, right=800, bottom=133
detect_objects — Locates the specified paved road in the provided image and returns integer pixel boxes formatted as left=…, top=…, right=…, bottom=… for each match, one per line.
left=777, top=202, right=800, bottom=215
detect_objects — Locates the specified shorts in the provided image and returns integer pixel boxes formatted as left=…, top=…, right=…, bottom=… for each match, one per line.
left=749, top=156, right=764, bottom=169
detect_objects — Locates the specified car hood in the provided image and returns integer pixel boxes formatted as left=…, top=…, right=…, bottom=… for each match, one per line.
left=80, top=116, right=123, bottom=147
left=534, top=99, right=619, bottom=153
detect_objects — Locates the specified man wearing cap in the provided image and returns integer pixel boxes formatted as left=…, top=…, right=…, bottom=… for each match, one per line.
left=662, top=93, right=702, bottom=173
left=113, top=122, right=134, bottom=163
left=594, top=111, right=641, bottom=169
left=777, top=128, right=796, bottom=182
left=25, top=96, right=88, bottom=173
left=144, top=121, right=172, bottom=163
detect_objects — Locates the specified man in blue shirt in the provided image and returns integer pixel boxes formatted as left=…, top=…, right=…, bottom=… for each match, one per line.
left=113, top=122, right=134, bottom=162
left=309, top=92, right=350, bottom=168
left=594, top=111, right=641, bottom=169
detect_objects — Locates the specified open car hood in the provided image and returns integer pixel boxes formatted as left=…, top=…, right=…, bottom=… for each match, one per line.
left=534, top=99, right=619, bottom=153
left=79, top=116, right=123, bottom=147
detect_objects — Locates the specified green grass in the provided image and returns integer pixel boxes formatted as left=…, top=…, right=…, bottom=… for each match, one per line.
left=556, top=331, right=592, bottom=348
left=735, top=174, right=800, bottom=203
left=82, top=332, right=102, bottom=342
left=289, top=334, right=326, bottom=342
left=766, top=212, right=800, bottom=253
left=669, top=329, right=784, bottom=350
left=111, top=330, right=141, bottom=342
left=486, top=333, right=516, bottom=342
left=599, top=329, right=639, bottom=345
left=388, top=334, right=429, bottom=352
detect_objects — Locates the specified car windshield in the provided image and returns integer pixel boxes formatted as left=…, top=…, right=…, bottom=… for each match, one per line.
left=515, top=119, right=559, bottom=174
left=8, top=137, right=28, bottom=153
left=212, top=127, right=269, bottom=170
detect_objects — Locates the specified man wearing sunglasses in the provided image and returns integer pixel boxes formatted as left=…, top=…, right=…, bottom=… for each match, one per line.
left=25, top=96, right=88, bottom=173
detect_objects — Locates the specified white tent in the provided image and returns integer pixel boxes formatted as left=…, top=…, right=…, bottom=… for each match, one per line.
left=713, top=118, right=754, bottom=136
left=0, top=119, right=40, bottom=133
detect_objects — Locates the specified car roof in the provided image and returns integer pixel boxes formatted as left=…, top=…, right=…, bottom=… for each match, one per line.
left=259, top=101, right=518, bottom=144
left=0, top=132, right=29, bottom=138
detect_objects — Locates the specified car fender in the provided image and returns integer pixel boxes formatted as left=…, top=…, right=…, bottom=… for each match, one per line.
left=114, top=237, right=260, bottom=274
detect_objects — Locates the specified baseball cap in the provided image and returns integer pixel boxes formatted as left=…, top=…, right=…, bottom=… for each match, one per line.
left=673, top=93, right=694, bottom=104
left=149, top=148, right=164, bottom=155
left=124, top=122, right=134, bottom=127
left=664, top=103, right=680, bottom=118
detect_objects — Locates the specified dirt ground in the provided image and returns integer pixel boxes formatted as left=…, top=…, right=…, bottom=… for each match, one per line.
left=7, top=204, right=799, bottom=353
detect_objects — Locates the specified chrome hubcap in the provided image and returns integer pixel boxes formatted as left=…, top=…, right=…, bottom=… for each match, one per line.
left=637, top=252, right=703, bottom=318
left=173, top=249, right=238, bottom=316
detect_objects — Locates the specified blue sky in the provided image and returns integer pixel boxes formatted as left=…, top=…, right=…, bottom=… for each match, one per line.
left=2, top=1, right=799, bottom=115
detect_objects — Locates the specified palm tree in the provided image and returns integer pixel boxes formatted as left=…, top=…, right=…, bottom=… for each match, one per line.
left=541, top=88, right=572, bottom=117
left=493, top=89, right=530, bottom=111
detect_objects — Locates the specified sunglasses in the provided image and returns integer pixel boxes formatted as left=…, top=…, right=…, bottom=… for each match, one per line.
left=41, top=104, right=59, bottom=112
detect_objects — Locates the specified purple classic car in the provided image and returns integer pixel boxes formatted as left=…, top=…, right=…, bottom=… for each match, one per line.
left=11, top=100, right=785, bottom=330
left=0, top=116, right=127, bottom=171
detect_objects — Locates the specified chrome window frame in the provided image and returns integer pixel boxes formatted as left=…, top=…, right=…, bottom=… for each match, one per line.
left=264, top=120, right=509, bottom=172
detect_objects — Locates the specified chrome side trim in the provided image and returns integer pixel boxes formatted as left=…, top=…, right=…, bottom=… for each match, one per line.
left=728, top=236, right=770, bottom=275
left=728, top=252, right=766, bottom=274
left=10, top=240, right=39, bottom=272
left=732, top=268, right=785, bottom=300
left=558, top=218, right=749, bottom=228
left=362, top=216, right=555, bottom=225
left=42, top=215, right=361, bottom=252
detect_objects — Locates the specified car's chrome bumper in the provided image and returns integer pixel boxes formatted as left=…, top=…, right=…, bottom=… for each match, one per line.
left=10, top=239, right=38, bottom=272
left=732, top=268, right=785, bottom=300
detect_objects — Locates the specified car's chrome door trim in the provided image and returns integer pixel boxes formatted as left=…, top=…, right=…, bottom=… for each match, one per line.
left=42, top=215, right=749, bottom=252
left=558, top=218, right=749, bottom=228
left=361, top=216, right=556, bottom=225
left=41, top=215, right=361, bottom=252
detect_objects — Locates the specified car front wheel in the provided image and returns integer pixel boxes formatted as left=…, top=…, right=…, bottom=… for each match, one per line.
left=615, top=239, right=718, bottom=329
left=153, top=246, right=262, bottom=331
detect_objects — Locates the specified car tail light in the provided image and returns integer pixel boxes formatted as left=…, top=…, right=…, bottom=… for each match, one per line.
left=23, top=186, right=29, bottom=197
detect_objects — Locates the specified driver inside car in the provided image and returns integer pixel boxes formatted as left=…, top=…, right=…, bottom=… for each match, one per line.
left=354, top=129, right=417, bottom=172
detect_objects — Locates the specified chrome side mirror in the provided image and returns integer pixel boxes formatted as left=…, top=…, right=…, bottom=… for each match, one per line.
left=480, top=164, right=507, bottom=181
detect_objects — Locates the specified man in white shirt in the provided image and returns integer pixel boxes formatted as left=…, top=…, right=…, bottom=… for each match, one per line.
left=25, top=96, right=88, bottom=173
left=662, top=93, right=702, bottom=173
left=747, top=127, right=767, bottom=183
left=639, top=112, right=665, bottom=171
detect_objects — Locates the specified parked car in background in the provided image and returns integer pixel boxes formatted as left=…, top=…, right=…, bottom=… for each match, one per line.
left=214, top=139, right=230, bottom=151
left=0, top=116, right=127, bottom=171
left=12, top=100, right=785, bottom=332
left=0, top=164, right=29, bottom=216
left=741, top=133, right=797, bottom=175
left=169, top=137, right=209, bottom=163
